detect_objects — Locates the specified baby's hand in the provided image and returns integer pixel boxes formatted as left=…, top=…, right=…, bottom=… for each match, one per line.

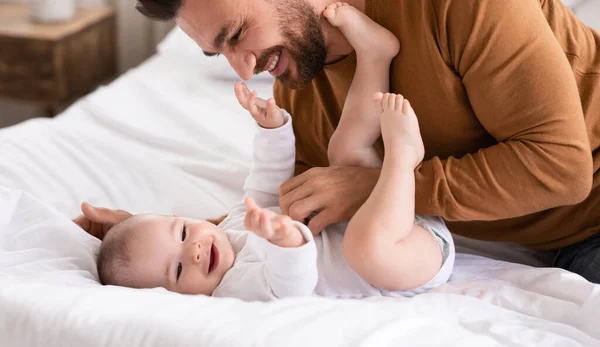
left=244, top=197, right=305, bottom=248
left=234, top=82, right=284, bottom=129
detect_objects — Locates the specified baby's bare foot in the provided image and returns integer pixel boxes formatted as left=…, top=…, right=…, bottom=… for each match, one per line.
left=323, top=2, right=400, bottom=63
left=375, top=92, right=424, bottom=168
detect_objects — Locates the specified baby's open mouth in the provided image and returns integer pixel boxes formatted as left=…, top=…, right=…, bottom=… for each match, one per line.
left=208, top=243, right=219, bottom=274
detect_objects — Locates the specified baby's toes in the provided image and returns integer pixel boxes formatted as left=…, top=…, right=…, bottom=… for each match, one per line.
left=323, top=3, right=348, bottom=26
left=383, top=93, right=395, bottom=111
left=373, top=92, right=384, bottom=114
left=394, top=94, right=405, bottom=112
left=402, top=99, right=416, bottom=117
left=323, top=4, right=336, bottom=19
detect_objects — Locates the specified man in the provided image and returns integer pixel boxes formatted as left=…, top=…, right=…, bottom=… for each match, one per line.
left=80, top=0, right=600, bottom=283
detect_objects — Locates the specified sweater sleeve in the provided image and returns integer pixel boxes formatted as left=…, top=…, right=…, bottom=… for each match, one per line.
left=415, top=0, right=593, bottom=221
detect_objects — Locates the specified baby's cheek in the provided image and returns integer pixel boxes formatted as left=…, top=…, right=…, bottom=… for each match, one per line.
left=180, top=271, right=213, bottom=295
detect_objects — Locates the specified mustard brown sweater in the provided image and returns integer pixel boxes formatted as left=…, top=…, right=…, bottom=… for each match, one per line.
left=273, top=0, right=600, bottom=250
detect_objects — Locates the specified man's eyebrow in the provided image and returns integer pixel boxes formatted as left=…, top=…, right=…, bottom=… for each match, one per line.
left=215, top=22, right=233, bottom=50
left=203, top=21, right=235, bottom=57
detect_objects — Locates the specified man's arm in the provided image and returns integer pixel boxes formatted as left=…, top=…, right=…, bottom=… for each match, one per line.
left=413, top=0, right=592, bottom=220
left=280, top=0, right=592, bottom=231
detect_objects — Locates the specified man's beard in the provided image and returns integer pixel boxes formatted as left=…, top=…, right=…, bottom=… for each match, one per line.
left=255, top=0, right=327, bottom=89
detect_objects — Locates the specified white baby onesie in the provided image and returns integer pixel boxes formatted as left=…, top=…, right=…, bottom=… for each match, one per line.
left=212, top=111, right=455, bottom=301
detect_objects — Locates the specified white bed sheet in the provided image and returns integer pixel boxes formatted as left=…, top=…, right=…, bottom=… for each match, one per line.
left=1, top=10, right=600, bottom=346
left=1, top=187, right=599, bottom=347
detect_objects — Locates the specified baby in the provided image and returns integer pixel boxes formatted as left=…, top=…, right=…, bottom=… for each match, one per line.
left=95, top=4, right=454, bottom=300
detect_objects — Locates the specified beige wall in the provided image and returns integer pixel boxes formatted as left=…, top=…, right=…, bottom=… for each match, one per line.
left=108, top=0, right=174, bottom=72
left=0, top=0, right=173, bottom=128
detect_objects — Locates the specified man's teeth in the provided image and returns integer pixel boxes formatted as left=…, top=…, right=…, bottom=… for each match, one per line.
left=268, top=51, right=281, bottom=72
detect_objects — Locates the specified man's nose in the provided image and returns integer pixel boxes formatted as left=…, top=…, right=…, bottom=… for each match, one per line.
left=226, top=51, right=256, bottom=81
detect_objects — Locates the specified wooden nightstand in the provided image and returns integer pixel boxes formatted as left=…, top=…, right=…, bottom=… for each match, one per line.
left=0, top=4, right=116, bottom=117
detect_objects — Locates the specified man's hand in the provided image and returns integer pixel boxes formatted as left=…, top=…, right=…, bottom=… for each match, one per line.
left=244, top=197, right=305, bottom=248
left=72, top=202, right=132, bottom=240
left=279, top=166, right=380, bottom=235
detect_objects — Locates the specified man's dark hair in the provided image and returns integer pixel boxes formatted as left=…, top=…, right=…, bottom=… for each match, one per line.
left=136, top=0, right=183, bottom=21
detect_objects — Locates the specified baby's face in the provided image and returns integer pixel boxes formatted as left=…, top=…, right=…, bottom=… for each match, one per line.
left=125, top=215, right=235, bottom=295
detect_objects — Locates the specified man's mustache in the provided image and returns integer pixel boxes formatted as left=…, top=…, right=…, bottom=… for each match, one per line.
left=254, top=46, right=285, bottom=75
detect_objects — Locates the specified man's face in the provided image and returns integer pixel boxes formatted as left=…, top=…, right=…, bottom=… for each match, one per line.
left=176, top=0, right=327, bottom=89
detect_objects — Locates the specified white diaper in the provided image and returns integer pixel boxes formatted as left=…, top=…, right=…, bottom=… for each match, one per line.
left=380, top=215, right=456, bottom=297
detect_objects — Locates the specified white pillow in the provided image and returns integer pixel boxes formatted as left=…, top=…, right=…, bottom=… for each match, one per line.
left=0, top=186, right=100, bottom=287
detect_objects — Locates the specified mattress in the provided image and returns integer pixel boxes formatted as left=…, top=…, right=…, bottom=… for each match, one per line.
left=1, top=9, right=600, bottom=346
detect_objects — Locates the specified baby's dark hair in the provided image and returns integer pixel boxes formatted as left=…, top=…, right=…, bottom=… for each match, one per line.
left=96, top=216, right=140, bottom=286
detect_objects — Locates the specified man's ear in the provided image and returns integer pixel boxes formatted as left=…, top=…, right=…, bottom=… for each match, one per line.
left=81, top=202, right=132, bottom=228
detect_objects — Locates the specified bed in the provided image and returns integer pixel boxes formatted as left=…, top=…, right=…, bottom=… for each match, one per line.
left=2, top=3, right=600, bottom=346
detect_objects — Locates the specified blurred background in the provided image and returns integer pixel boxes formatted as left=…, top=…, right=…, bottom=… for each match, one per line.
left=0, top=0, right=174, bottom=127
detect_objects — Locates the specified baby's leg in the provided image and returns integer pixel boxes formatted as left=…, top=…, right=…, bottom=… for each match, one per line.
left=343, top=94, right=443, bottom=291
left=323, top=2, right=399, bottom=168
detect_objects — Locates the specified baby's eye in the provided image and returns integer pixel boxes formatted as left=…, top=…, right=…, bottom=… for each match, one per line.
left=182, top=225, right=187, bottom=242
left=177, top=263, right=182, bottom=280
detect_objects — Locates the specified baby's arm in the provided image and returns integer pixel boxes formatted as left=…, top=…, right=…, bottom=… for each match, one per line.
left=221, top=83, right=295, bottom=228
left=236, top=82, right=293, bottom=209
left=213, top=213, right=318, bottom=301
left=247, top=210, right=318, bottom=299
